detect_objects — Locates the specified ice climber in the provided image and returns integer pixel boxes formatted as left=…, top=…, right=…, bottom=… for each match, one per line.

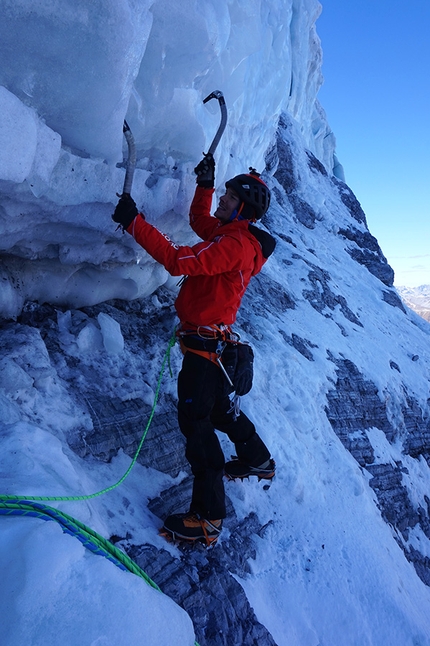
left=112, top=154, right=276, bottom=546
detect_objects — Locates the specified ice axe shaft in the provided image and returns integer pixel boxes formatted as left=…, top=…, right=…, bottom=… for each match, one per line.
left=203, top=90, right=227, bottom=156
left=122, top=120, right=136, bottom=196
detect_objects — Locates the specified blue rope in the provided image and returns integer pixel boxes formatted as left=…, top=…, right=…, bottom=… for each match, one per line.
left=0, top=500, right=152, bottom=579
left=0, top=331, right=200, bottom=645
left=0, top=500, right=200, bottom=645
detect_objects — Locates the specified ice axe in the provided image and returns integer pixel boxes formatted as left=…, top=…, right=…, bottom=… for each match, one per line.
left=121, top=120, right=136, bottom=197
left=120, top=92, right=226, bottom=196
left=203, top=90, right=227, bottom=156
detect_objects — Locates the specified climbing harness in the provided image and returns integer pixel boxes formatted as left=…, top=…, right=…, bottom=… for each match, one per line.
left=177, top=323, right=238, bottom=387
left=176, top=323, right=253, bottom=398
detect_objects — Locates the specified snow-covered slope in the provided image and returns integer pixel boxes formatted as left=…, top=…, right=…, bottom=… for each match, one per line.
left=1, top=1, right=430, bottom=645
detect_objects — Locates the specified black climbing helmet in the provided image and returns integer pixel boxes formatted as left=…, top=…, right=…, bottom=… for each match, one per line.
left=225, top=168, right=271, bottom=220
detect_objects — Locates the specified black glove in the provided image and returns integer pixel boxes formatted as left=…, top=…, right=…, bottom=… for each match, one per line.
left=194, top=153, right=215, bottom=188
left=112, top=194, right=138, bottom=230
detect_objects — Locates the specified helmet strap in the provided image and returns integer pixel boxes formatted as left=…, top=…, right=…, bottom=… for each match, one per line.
left=236, top=203, right=245, bottom=220
left=226, top=202, right=244, bottom=223
left=226, top=208, right=239, bottom=223
left=225, top=202, right=257, bottom=223
left=239, top=202, right=256, bottom=221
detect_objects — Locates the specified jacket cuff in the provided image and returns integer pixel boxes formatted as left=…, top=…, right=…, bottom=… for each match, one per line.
left=126, top=212, right=145, bottom=235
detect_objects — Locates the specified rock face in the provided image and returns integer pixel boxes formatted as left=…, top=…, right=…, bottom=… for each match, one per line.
left=325, top=356, right=430, bottom=587
left=128, top=514, right=278, bottom=646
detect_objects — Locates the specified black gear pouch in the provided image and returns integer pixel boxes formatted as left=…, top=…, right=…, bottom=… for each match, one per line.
left=221, top=342, right=254, bottom=396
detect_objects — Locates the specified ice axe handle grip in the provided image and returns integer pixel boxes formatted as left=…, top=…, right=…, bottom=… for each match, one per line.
left=122, top=120, right=137, bottom=197
left=203, top=90, right=227, bottom=156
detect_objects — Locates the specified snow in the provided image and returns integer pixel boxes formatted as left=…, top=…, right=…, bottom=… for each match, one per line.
left=97, top=313, right=125, bottom=355
left=2, top=272, right=430, bottom=644
left=1, top=0, right=430, bottom=644
left=0, top=356, right=196, bottom=644
left=1, top=517, right=194, bottom=646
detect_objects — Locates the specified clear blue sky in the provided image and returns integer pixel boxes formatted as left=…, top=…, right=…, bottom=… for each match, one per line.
left=316, top=0, right=430, bottom=287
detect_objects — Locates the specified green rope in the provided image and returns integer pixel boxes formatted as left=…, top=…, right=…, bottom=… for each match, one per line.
left=0, top=331, right=177, bottom=503
left=0, top=499, right=161, bottom=590
left=0, top=500, right=200, bottom=646
left=0, top=331, right=201, bottom=645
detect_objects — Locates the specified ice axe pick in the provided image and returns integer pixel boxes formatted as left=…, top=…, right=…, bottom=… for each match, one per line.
left=121, top=120, right=136, bottom=197
left=203, top=90, right=227, bottom=156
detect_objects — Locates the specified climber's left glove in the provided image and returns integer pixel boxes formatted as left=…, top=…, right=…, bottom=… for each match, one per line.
left=112, top=194, right=138, bottom=230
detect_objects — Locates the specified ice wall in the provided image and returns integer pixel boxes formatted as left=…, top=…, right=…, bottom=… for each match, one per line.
left=0, top=0, right=328, bottom=168
left=0, top=0, right=152, bottom=162
left=0, top=0, right=334, bottom=319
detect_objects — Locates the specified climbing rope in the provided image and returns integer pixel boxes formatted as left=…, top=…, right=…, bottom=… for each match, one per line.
left=0, top=499, right=200, bottom=646
left=0, top=330, right=177, bottom=503
left=0, top=499, right=160, bottom=589
left=0, top=331, right=200, bottom=645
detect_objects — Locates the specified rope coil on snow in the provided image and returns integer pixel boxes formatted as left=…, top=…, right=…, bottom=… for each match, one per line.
left=0, top=499, right=200, bottom=645
left=0, top=499, right=161, bottom=589
left=0, top=332, right=200, bottom=646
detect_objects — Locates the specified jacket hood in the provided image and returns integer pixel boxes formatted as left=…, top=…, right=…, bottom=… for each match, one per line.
left=220, top=219, right=275, bottom=276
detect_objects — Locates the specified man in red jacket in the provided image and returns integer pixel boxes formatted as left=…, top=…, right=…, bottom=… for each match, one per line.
left=113, top=154, right=275, bottom=546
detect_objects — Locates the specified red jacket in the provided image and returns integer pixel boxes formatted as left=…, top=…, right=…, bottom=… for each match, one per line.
left=127, top=186, right=269, bottom=327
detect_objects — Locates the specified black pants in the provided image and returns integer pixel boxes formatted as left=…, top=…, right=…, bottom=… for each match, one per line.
left=177, top=351, right=270, bottom=519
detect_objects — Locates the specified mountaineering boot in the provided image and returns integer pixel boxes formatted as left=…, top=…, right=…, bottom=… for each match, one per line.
left=224, top=457, right=276, bottom=481
left=160, top=512, right=222, bottom=546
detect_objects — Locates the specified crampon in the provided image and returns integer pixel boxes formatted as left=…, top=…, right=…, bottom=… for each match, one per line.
left=224, top=457, right=276, bottom=482
left=159, top=512, right=222, bottom=547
